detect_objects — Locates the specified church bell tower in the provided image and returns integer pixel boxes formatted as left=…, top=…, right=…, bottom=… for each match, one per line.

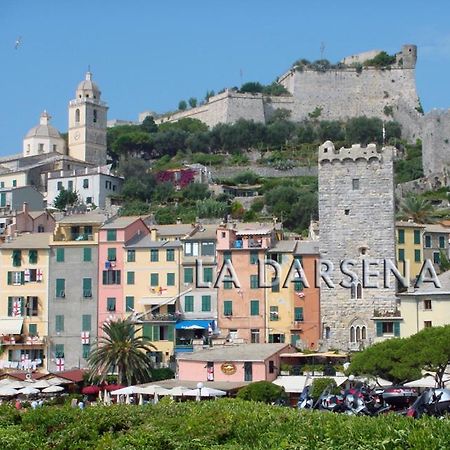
left=68, top=71, right=108, bottom=165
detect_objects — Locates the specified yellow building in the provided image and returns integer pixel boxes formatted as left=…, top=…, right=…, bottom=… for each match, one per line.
left=396, top=221, right=426, bottom=282
left=0, top=233, right=51, bottom=371
left=124, top=234, right=182, bottom=365
left=399, top=270, right=450, bottom=337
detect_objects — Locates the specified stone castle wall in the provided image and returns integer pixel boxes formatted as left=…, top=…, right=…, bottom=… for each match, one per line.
left=422, top=109, right=450, bottom=175
left=318, top=142, right=397, bottom=350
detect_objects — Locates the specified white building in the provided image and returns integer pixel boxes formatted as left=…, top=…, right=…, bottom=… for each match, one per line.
left=46, top=166, right=123, bottom=208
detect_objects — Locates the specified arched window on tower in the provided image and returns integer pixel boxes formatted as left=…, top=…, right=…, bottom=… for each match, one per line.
left=350, top=327, right=355, bottom=343
left=356, top=282, right=363, bottom=299
left=355, top=326, right=361, bottom=342
left=93, top=109, right=97, bottom=123
left=75, top=109, right=80, bottom=123
left=351, top=282, right=356, bottom=299
left=361, top=326, right=367, bottom=340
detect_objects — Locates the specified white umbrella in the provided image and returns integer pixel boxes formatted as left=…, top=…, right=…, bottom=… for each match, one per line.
left=140, top=385, right=171, bottom=396
left=138, top=394, right=144, bottom=406
left=166, top=386, right=189, bottom=397
left=42, top=385, right=64, bottom=393
left=46, top=376, right=72, bottom=385
left=31, top=380, right=51, bottom=389
left=98, top=390, right=103, bottom=402
left=183, top=387, right=226, bottom=398
left=0, top=378, right=16, bottom=386
left=153, top=392, right=159, bottom=404
left=110, top=386, right=149, bottom=395
left=18, top=386, right=40, bottom=395
left=1, top=380, right=24, bottom=389
left=0, top=387, right=19, bottom=397
left=104, top=390, right=111, bottom=405
left=404, top=375, right=439, bottom=388
left=125, top=394, right=130, bottom=405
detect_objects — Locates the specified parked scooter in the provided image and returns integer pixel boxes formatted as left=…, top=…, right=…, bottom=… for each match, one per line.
left=407, top=388, right=450, bottom=418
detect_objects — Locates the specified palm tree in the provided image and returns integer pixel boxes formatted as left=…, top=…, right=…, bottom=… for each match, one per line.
left=399, top=195, right=434, bottom=224
left=88, top=318, right=156, bottom=386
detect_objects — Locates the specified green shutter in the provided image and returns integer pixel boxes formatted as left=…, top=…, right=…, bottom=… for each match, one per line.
left=107, top=248, right=116, bottom=261
left=224, top=251, right=232, bottom=262
left=56, top=279, right=65, bottom=297
left=250, top=251, right=258, bottom=264
left=153, top=325, right=160, bottom=341
left=0, top=192, right=6, bottom=207
left=82, top=344, right=91, bottom=359
left=250, top=275, right=258, bottom=289
left=150, top=249, right=159, bottom=262
left=268, top=334, right=274, bottom=343
left=126, top=296, right=135, bottom=312
left=201, top=295, right=211, bottom=312
left=414, top=229, right=421, bottom=245
left=29, top=323, right=37, bottom=336
left=203, top=268, right=213, bottom=283
left=107, top=229, right=116, bottom=241
left=83, top=278, right=92, bottom=296
left=271, top=278, right=280, bottom=292
left=294, top=280, right=304, bottom=291
left=414, top=249, right=421, bottom=262
left=294, top=307, right=304, bottom=321
left=7, top=297, right=13, bottom=316
left=56, top=248, right=64, bottom=262
left=167, top=325, right=174, bottom=342
left=20, top=272, right=25, bottom=285
left=82, top=314, right=91, bottom=331
left=185, top=295, right=194, bottom=312
left=20, top=298, right=24, bottom=316
left=12, top=250, right=21, bottom=267
left=55, top=344, right=64, bottom=358
left=127, top=250, right=135, bottom=262
left=376, top=322, right=383, bottom=337
left=83, top=247, right=92, bottom=262
left=167, top=272, right=175, bottom=286
left=398, top=249, right=405, bottom=262
left=224, top=300, right=232, bottom=316
left=127, top=271, right=135, bottom=285
left=28, top=250, right=38, bottom=264
left=7, top=272, right=12, bottom=285
left=142, top=323, right=153, bottom=340
left=250, top=300, right=259, bottom=316
left=184, top=268, right=193, bottom=283
left=398, top=229, right=405, bottom=244
left=166, top=249, right=175, bottom=261
left=150, top=273, right=159, bottom=286
left=393, top=322, right=400, bottom=337
left=55, top=315, right=64, bottom=332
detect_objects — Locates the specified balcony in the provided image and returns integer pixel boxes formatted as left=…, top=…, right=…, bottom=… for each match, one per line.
left=141, top=313, right=177, bottom=323
left=175, top=338, right=194, bottom=352
left=373, top=308, right=402, bottom=319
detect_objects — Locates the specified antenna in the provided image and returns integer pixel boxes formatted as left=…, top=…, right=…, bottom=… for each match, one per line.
left=320, top=42, right=325, bottom=60
left=239, top=68, right=243, bottom=87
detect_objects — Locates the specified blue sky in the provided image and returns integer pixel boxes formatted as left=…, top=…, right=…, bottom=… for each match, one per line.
left=0, top=0, right=449, bottom=155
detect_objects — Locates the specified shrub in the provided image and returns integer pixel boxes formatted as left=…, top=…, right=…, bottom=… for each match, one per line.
left=236, top=381, right=286, bottom=403
left=310, top=377, right=339, bottom=400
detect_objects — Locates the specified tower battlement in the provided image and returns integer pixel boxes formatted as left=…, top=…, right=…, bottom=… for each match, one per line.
left=318, top=141, right=386, bottom=163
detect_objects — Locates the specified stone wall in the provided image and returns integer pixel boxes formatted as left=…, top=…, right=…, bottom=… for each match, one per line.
left=318, top=141, right=397, bottom=351
left=422, top=109, right=450, bottom=175
left=210, top=165, right=317, bottom=180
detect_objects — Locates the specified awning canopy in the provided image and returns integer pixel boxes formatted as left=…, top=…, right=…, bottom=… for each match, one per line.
left=139, top=297, right=177, bottom=306
left=0, top=318, right=24, bottom=335
left=175, top=320, right=213, bottom=330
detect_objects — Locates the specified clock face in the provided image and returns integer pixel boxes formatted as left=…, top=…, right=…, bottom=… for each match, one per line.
left=74, top=131, right=80, bottom=140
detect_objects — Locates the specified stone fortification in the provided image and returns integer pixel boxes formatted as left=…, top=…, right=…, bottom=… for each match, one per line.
left=422, top=109, right=450, bottom=175
left=318, top=141, right=397, bottom=351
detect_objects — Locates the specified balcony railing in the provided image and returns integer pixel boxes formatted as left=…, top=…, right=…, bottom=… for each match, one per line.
left=373, top=308, right=402, bottom=318
left=141, top=313, right=177, bottom=322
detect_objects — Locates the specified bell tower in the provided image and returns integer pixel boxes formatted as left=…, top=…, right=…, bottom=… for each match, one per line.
left=68, top=71, right=108, bottom=165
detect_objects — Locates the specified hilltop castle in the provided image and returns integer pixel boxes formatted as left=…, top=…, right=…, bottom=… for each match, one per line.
left=141, top=44, right=449, bottom=177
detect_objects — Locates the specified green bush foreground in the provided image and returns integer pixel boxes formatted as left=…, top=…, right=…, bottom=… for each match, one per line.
left=0, top=400, right=449, bottom=449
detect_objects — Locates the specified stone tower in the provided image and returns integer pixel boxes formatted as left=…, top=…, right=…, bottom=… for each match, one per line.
left=68, top=72, right=108, bottom=165
left=318, top=141, right=397, bottom=351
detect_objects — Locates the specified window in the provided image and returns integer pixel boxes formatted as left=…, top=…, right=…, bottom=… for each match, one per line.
left=223, top=251, right=232, bottom=262
left=184, top=242, right=199, bottom=256
left=433, top=252, right=441, bottom=264
left=294, top=307, right=304, bottom=321
left=107, top=248, right=116, bottom=261
left=268, top=334, right=285, bottom=343
left=184, top=295, right=194, bottom=312
left=150, top=249, right=159, bottom=262
left=107, top=297, right=116, bottom=312
left=250, top=251, right=258, bottom=265
left=82, top=344, right=91, bottom=359
left=344, top=209, right=350, bottom=215
left=356, top=282, right=362, bottom=300
left=244, top=362, right=253, bottom=381
left=75, top=108, right=80, bottom=122
left=83, top=278, right=92, bottom=297
left=7, top=271, right=24, bottom=285
left=201, top=241, right=215, bottom=256
left=398, top=249, right=405, bottom=262
left=376, top=321, right=400, bottom=337
left=102, top=270, right=121, bottom=285
left=250, top=275, right=258, bottom=289
left=251, top=329, right=260, bottom=343
left=424, top=299, right=432, bottom=310
left=28, top=323, right=37, bottom=336
left=439, top=236, right=446, bottom=249
left=127, top=271, right=135, bottom=285
left=424, top=321, right=433, bottom=328
left=0, top=181, right=3, bottom=188
left=82, top=314, right=92, bottom=331
left=414, top=249, right=421, bottom=263
left=68, top=180, right=73, bottom=192
left=125, top=296, right=134, bottom=312
left=55, top=344, right=64, bottom=358
left=7, top=297, right=23, bottom=316
left=167, top=272, right=175, bottom=286
left=56, top=279, right=65, bottom=297
left=126, top=249, right=135, bottom=262
left=223, top=278, right=233, bottom=289
left=38, top=225, right=44, bottom=233
left=28, top=250, right=38, bottom=264
left=83, top=247, right=92, bottom=262
left=398, top=229, right=405, bottom=244
left=224, top=300, right=233, bottom=316
left=352, top=178, right=360, bottom=190
left=86, top=197, right=92, bottom=204
left=57, top=181, right=63, bottom=191
left=93, top=109, right=97, bottom=123
left=203, top=267, right=213, bottom=283
left=425, top=235, right=432, bottom=248
left=166, top=248, right=175, bottom=262
left=25, top=297, right=38, bottom=316
left=294, top=279, right=304, bottom=292
left=55, top=315, right=64, bottom=332
left=184, top=267, right=193, bottom=284
left=271, top=277, right=279, bottom=292
left=106, top=229, right=117, bottom=241
left=150, top=273, right=159, bottom=287
left=12, top=250, right=22, bottom=267
left=201, top=295, right=211, bottom=312
left=83, top=178, right=89, bottom=189
left=56, top=248, right=65, bottom=262
left=250, top=300, right=259, bottom=316
left=12, top=179, right=17, bottom=187
left=269, top=360, right=275, bottom=374
left=0, top=192, right=5, bottom=207
left=414, top=229, right=421, bottom=245
left=270, top=306, right=279, bottom=321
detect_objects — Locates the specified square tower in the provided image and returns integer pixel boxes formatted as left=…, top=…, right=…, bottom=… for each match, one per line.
left=318, top=141, right=397, bottom=351
left=68, top=72, right=108, bottom=166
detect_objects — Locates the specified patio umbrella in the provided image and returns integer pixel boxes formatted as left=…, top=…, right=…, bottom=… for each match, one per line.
left=103, top=384, right=126, bottom=392
left=82, top=385, right=101, bottom=395
left=98, top=390, right=103, bottom=402
left=138, top=394, right=144, bottom=406
left=2, top=380, right=24, bottom=389
left=104, top=390, right=111, bottom=405
left=153, top=392, right=159, bottom=404
left=166, top=386, right=189, bottom=397
left=31, top=380, right=51, bottom=389
left=47, top=376, right=72, bottom=385
left=183, top=387, right=226, bottom=398
left=18, top=386, right=40, bottom=395
left=404, top=375, right=439, bottom=388
left=125, top=394, right=131, bottom=405
left=110, top=386, right=148, bottom=395
left=0, top=387, right=19, bottom=397
left=140, top=385, right=171, bottom=396
left=42, top=385, right=64, bottom=393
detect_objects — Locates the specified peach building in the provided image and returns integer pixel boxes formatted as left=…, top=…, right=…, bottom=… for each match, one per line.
left=177, top=343, right=292, bottom=382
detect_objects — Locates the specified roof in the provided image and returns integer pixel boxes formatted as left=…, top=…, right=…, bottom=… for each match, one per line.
left=267, top=240, right=297, bottom=253
left=57, top=211, right=108, bottom=225
left=125, top=234, right=181, bottom=249
left=77, top=72, right=100, bottom=97
left=25, top=124, right=62, bottom=139
left=51, top=369, right=86, bottom=383
left=280, top=351, right=348, bottom=359
left=396, top=221, right=426, bottom=228
left=1, top=232, right=51, bottom=249
left=424, top=224, right=450, bottom=234
left=101, top=216, right=148, bottom=229
left=0, top=372, right=48, bottom=381
left=177, top=343, right=290, bottom=362
left=295, top=241, right=320, bottom=255
left=236, top=227, right=273, bottom=236
left=184, top=224, right=217, bottom=240
left=151, top=223, right=196, bottom=237
left=399, top=270, right=450, bottom=295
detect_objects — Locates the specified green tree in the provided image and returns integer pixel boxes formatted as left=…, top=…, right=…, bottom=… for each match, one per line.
left=345, top=117, right=383, bottom=145
left=196, top=198, right=228, bottom=218
left=141, top=115, right=158, bottom=133
left=188, top=97, right=198, bottom=108
left=154, top=182, right=175, bottom=204
left=182, top=183, right=211, bottom=202
left=205, top=89, right=215, bottom=101
left=236, top=381, right=285, bottom=403
left=53, top=188, right=78, bottom=210
left=178, top=100, right=187, bottom=111
left=240, top=81, right=264, bottom=94
left=111, top=132, right=153, bottom=158
left=399, top=195, right=434, bottom=223
left=364, top=51, right=396, bottom=67
left=119, top=200, right=151, bottom=216
left=318, top=121, right=344, bottom=142
left=87, top=318, right=156, bottom=385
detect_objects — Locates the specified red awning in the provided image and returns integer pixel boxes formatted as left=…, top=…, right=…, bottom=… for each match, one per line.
left=81, top=385, right=101, bottom=395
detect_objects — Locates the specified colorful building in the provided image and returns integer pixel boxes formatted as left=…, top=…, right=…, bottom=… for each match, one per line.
left=396, top=221, right=426, bottom=282
left=0, top=233, right=51, bottom=371
left=422, top=224, right=450, bottom=273
left=47, top=211, right=105, bottom=371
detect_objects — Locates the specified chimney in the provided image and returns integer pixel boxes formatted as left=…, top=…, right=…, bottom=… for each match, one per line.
left=22, top=202, right=29, bottom=215
left=150, top=228, right=157, bottom=241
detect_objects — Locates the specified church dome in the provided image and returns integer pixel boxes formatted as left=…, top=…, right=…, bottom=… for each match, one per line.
left=76, top=71, right=101, bottom=99
left=25, top=111, right=62, bottom=139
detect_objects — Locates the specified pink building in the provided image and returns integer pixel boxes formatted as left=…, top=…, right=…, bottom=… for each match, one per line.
left=98, top=217, right=149, bottom=334
left=177, top=343, right=292, bottom=383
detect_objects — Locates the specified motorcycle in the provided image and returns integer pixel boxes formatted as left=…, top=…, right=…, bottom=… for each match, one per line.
left=407, top=388, right=450, bottom=418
